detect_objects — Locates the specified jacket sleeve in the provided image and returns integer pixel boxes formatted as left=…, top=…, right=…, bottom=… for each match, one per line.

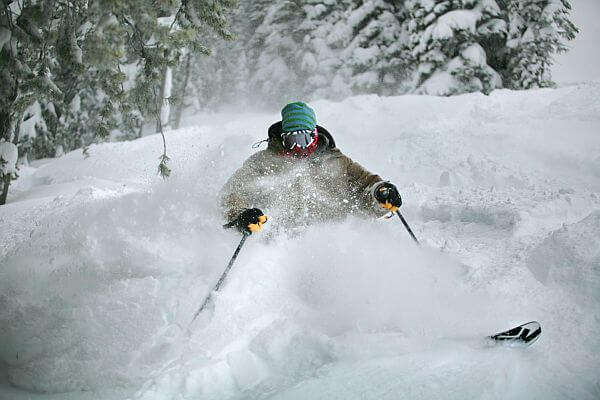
left=219, top=152, right=266, bottom=223
left=334, top=149, right=387, bottom=217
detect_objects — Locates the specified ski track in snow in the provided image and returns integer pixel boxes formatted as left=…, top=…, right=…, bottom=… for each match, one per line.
left=1, top=85, right=599, bottom=399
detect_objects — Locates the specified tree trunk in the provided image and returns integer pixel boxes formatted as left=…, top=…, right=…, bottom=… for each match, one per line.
left=0, top=113, right=22, bottom=206
left=13, top=112, right=21, bottom=145
left=0, top=110, right=12, bottom=142
left=156, top=64, right=172, bottom=133
left=0, top=175, right=10, bottom=205
left=0, top=111, right=13, bottom=205
left=173, top=53, right=192, bottom=130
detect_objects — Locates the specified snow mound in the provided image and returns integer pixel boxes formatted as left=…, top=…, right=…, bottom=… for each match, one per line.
left=1, top=85, right=599, bottom=399
left=132, top=221, right=514, bottom=400
left=0, top=186, right=226, bottom=392
left=421, top=201, right=520, bottom=230
left=527, top=211, right=600, bottom=305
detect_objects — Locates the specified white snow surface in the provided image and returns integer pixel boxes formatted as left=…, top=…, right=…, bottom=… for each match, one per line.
left=1, top=84, right=600, bottom=400
left=461, top=43, right=487, bottom=67
left=430, top=10, right=479, bottom=40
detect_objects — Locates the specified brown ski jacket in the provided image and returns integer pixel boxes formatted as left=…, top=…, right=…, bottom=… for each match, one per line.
left=220, top=122, right=389, bottom=235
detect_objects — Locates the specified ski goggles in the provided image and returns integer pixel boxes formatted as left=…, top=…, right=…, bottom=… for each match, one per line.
left=281, top=129, right=317, bottom=150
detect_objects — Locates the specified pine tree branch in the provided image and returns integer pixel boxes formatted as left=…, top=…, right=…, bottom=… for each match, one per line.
left=170, top=0, right=187, bottom=31
left=2, top=2, right=16, bottom=31
left=118, top=14, right=149, bottom=60
left=152, top=80, right=170, bottom=179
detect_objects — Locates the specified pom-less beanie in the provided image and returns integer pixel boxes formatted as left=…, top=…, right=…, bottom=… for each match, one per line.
left=281, top=102, right=317, bottom=133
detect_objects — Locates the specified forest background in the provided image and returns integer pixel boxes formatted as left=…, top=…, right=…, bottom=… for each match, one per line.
left=0, top=0, right=591, bottom=204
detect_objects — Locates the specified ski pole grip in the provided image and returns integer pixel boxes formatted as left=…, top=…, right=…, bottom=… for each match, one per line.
left=222, top=221, right=251, bottom=237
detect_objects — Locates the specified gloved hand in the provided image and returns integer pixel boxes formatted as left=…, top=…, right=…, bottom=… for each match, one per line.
left=374, top=182, right=402, bottom=213
left=230, top=208, right=268, bottom=234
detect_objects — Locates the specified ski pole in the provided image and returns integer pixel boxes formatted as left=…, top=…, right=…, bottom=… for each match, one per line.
left=396, top=210, right=420, bottom=246
left=190, top=232, right=249, bottom=323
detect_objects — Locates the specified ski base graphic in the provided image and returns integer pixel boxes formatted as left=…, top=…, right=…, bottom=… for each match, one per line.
left=489, top=321, right=541, bottom=346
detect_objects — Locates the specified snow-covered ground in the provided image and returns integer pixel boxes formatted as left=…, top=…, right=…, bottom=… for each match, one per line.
left=1, top=84, right=599, bottom=399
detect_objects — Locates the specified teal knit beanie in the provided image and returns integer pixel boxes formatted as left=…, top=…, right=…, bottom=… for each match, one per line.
left=281, top=102, right=317, bottom=133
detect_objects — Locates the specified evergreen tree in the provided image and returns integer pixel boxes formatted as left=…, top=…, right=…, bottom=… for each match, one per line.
left=1, top=0, right=62, bottom=203
left=0, top=0, right=62, bottom=143
left=245, top=0, right=317, bottom=105
left=406, top=0, right=505, bottom=95
left=338, top=0, right=410, bottom=95
left=503, top=0, right=577, bottom=89
left=0, top=0, right=237, bottom=205
left=29, top=1, right=121, bottom=159
left=180, top=29, right=248, bottom=111
left=186, top=0, right=412, bottom=108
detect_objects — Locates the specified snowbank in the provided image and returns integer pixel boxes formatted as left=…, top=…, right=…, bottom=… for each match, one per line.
left=1, top=84, right=599, bottom=399
left=527, top=211, right=600, bottom=305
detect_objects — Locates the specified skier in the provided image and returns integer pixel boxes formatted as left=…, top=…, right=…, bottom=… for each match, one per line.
left=220, top=102, right=403, bottom=236
left=213, top=103, right=543, bottom=347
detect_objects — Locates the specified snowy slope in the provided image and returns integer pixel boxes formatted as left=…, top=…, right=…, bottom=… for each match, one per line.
left=1, top=84, right=599, bottom=400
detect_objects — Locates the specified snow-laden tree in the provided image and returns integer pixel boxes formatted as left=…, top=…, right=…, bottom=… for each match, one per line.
left=0, top=1, right=63, bottom=204
left=243, top=0, right=410, bottom=100
left=168, top=0, right=265, bottom=111
left=503, top=0, right=578, bottom=89
left=0, top=0, right=237, bottom=205
left=186, top=0, right=336, bottom=107
left=244, top=0, right=324, bottom=105
left=105, top=0, right=236, bottom=177
left=334, top=0, right=410, bottom=95
left=28, top=1, right=120, bottom=160
left=186, top=0, right=410, bottom=108
left=0, top=1, right=61, bottom=144
left=131, top=0, right=579, bottom=118
left=177, top=29, right=249, bottom=112
left=406, top=0, right=506, bottom=95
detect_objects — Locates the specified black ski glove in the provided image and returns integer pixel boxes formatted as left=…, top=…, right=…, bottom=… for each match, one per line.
left=228, top=208, right=268, bottom=234
left=374, top=182, right=402, bottom=213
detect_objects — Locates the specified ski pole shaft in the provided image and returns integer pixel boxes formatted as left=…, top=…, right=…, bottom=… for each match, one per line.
left=191, top=233, right=249, bottom=322
left=396, top=210, right=420, bottom=246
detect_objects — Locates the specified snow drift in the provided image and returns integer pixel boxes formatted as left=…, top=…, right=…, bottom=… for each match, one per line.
left=1, top=84, right=599, bottom=399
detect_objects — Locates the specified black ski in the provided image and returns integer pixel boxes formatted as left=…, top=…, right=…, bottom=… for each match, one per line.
left=489, top=321, right=542, bottom=346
